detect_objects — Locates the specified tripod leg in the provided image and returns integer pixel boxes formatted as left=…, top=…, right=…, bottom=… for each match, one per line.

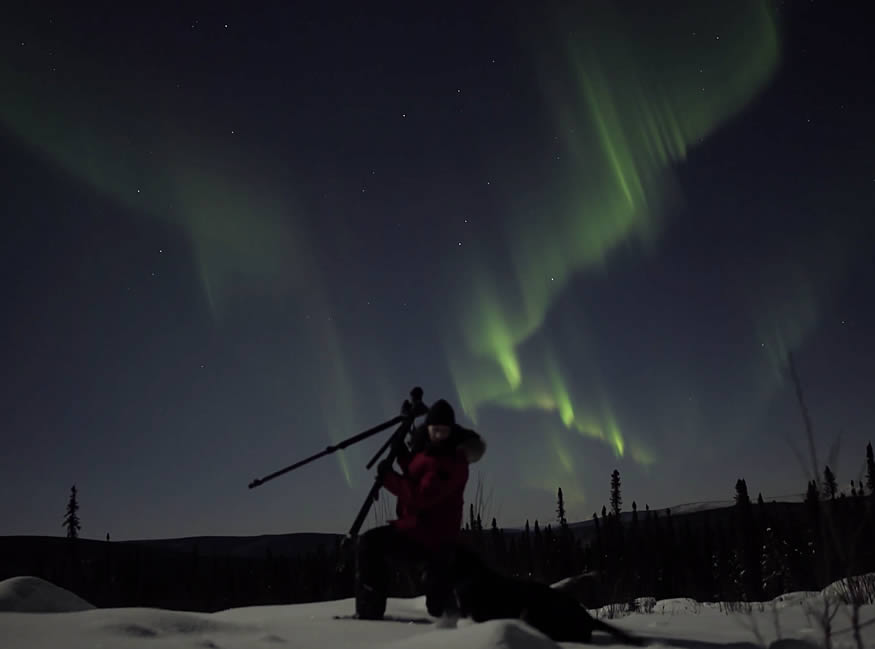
left=348, top=418, right=413, bottom=539
left=354, top=528, right=391, bottom=620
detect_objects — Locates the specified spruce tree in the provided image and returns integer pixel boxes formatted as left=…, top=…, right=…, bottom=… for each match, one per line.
left=544, top=524, right=556, bottom=581
left=629, top=501, right=640, bottom=593
left=805, top=479, right=819, bottom=508
left=866, top=442, right=875, bottom=495
left=610, top=469, right=622, bottom=516
left=523, top=520, right=533, bottom=576
left=556, top=488, right=573, bottom=576
left=490, top=517, right=504, bottom=567
left=804, top=479, right=820, bottom=562
left=663, top=508, right=676, bottom=596
left=701, top=509, right=715, bottom=601
left=63, top=485, right=81, bottom=539
left=533, top=520, right=544, bottom=579
left=507, top=536, right=519, bottom=577
left=760, top=526, right=780, bottom=598
left=735, top=478, right=751, bottom=506
left=823, top=465, right=838, bottom=499
left=556, top=487, right=567, bottom=525
left=733, top=478, right=761, bottom=599
left=592, top=512, right=603, bottom=572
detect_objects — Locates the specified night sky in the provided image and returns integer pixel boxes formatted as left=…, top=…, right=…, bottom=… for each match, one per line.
left=2, top=2, right=873, bottom=540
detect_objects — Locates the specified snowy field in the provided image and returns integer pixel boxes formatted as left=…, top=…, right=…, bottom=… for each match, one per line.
left=1, top=575, right=873, bottom=648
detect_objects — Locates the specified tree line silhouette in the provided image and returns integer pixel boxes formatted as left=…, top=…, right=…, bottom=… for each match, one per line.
left=1, top=441, right=873, bottom=612
left=463, top=442, right=875, bottom=607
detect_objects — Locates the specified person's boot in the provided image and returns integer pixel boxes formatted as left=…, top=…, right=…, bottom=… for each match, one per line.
left=354, top=532, right=387, bottom=620
left=432, top=589, right=461, bottom=629
left=355, top=581, right=386, bottom=620
left=426, top=595, right=444, bottom=618
left=425, top=575, right=460, bottom=619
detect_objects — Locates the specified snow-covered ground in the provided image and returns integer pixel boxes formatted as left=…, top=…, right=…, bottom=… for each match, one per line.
left=1, top=575, right=872, bottom=648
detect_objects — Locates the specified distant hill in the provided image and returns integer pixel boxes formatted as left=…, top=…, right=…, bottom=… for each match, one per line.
left=0, top=495, right=826, bottom=612
left=501, top=494, right=809, bottom=546
left=0, top=532, right=347, bottom=611
left=121, top=532, right=342, bottom=559
left=0, top=532, right=341, bottom=570
left=0, top=494, right=808, bottom=564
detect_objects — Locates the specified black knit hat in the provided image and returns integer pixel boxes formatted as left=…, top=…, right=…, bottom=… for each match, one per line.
left=426, top=399, right=456, bottom=427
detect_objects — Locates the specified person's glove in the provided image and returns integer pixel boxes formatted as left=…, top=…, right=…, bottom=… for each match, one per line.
left=391, top=436, right=409, bottom=457
left=377, top=458, right=394, bottom=477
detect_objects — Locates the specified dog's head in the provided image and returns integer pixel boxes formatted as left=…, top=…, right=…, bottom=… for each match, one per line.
left=449, top=545, right=505, bottom=619
left=451, top=545, right=493, bottom=580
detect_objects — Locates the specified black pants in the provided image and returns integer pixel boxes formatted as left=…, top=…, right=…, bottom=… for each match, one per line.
left=355, top=525, right=457, bottom=619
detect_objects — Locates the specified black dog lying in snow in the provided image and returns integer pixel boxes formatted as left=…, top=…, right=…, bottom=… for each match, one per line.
left=450, top=547, right=644, bottom=645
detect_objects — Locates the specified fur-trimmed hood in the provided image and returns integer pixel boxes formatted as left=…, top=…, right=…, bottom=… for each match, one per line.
left=457, top=430, right=486, bottom=464
left=408, top=423, right=486, bottom=464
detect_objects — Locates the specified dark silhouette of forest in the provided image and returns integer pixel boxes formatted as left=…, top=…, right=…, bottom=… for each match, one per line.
left=1, top=441, right=873, bottom=613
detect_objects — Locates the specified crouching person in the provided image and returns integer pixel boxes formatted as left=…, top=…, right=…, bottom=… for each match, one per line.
left=355, top=399, right=485, bottom=620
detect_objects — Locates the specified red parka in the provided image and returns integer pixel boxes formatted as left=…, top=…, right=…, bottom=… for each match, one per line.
left=381, top=447, right=469, bottom=551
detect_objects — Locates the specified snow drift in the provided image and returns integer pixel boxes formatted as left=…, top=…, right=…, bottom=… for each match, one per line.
left=0, top=575, right=873, bottom=649
left=0, top=576, right=95, bottom=612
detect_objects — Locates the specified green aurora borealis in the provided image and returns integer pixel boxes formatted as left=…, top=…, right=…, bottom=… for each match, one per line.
left=443, top=2, right=780, bottom=473
left=2, top=1, right=873, bottom=535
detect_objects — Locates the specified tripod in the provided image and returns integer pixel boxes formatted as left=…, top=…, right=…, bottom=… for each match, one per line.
left=248, top=386, right=429, bottom=542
